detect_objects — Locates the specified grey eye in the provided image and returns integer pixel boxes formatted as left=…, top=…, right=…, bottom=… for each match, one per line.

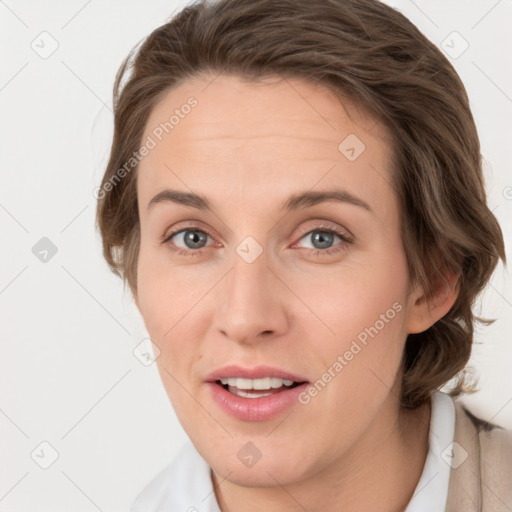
left=299, top=230, right=340, bottom=250
left=174, top=229, right=209, bottom=249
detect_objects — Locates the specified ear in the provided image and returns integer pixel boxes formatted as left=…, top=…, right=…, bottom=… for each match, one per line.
left=405, top=270, right=459, bottom=334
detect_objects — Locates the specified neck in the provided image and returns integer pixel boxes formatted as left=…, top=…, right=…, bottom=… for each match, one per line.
left=211, top=394, right=432, bottom=512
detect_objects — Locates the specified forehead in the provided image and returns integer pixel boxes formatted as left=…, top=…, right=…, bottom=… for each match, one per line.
left=137, top=73, right=395, bottom=213
left=143, top=73, right=389, bottom=148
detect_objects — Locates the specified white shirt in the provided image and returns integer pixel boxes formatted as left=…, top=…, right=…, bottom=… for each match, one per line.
left=131, top=390, right=455, bottom=512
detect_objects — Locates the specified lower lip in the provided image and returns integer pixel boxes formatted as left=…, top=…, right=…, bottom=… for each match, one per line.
left=206, top=382, right=309, bottom=422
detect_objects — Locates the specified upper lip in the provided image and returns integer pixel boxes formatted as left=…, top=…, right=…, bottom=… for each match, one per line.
left=205, top=365, right=309, bottom=383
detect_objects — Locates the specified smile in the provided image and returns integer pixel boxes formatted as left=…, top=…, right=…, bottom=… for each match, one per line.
left=206, top=366, right=309, bottom=421
left=218, top=377, right=299, bottom=398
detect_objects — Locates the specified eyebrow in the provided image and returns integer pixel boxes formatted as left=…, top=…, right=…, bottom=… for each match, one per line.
left=147, top=187, right=372, bottom=214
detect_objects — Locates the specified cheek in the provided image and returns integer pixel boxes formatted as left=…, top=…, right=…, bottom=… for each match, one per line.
left=136, top=257, right=215, bottom=438
left=302, top=252, right=408, bottom=336
left=136, top=244, right=182, bottom=356
left=135, top=243, right=214, bottom=369
left=287, top=258, right=410, bottom=447
left=136, top=250, right=171, bottom=338
left=293, top=247, right=410, bottom=386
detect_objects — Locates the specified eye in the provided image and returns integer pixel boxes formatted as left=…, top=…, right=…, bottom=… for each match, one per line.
left=298, top=230, right=339, bottom=250
left=294, top=225, right=353, bottom=256
left=161, top=223, right=353, bottom=258
left=162, top=227, right=213, bottom=252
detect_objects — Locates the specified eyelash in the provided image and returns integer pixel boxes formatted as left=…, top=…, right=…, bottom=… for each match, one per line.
left=161, top=223, right=353, bottom=258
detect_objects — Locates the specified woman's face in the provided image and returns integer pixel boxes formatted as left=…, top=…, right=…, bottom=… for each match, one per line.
left=135, top=73, right=423, bottom=486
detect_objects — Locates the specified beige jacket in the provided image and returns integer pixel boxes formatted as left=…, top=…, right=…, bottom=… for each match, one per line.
left=445, top=398, right=512, bottom=511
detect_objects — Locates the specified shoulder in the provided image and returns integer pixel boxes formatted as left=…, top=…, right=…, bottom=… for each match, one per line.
left=130, top=441, right=219, bottom=512
left=455, top=398, right=512, bottom=457
left=445, top=396, right=512, bottom=512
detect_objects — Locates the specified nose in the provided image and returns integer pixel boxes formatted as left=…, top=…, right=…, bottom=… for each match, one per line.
left=212, top=246, right=289, bottom=345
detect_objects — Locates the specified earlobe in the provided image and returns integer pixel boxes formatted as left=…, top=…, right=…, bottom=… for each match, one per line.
left=406, top=271, right=459, bottom=334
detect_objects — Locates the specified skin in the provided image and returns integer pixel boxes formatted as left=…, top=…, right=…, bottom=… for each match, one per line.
left=134, top=73, right=458, bottom=512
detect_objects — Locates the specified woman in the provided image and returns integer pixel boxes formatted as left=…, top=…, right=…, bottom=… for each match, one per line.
left=96, top=0, right=511, bottom=510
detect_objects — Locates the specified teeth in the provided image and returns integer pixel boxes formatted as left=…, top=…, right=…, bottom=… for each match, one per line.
left=231, top=388, right=274, bottom=399
left=219, top=377, right=296, bottom=390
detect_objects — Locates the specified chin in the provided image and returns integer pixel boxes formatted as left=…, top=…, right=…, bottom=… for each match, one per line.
left=209, top=455, right=308, bottom=488
left=194, top=433, right=318, bottom=488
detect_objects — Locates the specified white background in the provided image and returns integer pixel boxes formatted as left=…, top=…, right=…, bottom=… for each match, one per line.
left=0, top=1, right=511, bottom=510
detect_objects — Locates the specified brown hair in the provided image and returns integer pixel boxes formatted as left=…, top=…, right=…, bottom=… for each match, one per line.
left=96, top=0, right=506, bottom=408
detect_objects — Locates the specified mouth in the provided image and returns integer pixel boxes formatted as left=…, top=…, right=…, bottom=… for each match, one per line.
left=215, top=377, right=304, bottom=398
left=205, top=366, right=310, bottom=421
